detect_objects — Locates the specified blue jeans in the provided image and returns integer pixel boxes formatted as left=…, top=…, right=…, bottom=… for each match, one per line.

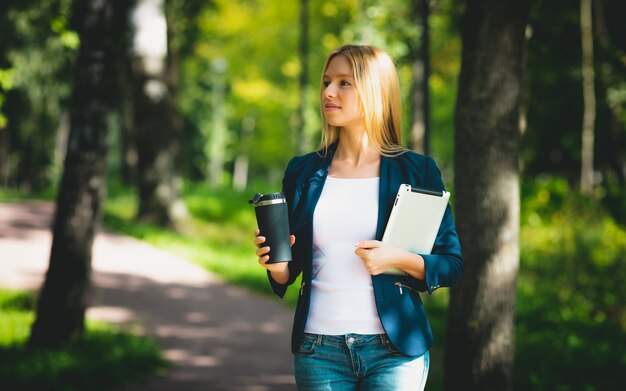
left=293, top=333, right=429, bottom=390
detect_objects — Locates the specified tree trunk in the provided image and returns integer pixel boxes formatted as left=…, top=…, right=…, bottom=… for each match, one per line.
left=28, top=0, right=130, bottom=349
left=132, top=0, right=187, bottom=226
left=233, top=116, right=255, bottom=192
left=296, top=0, right=309, bottom=154
left=580, top=0, right=596, bottom=194
left=120, top=36, right=138, bottom=185
left=409, top=0, right=430, bottom=155
left=208, top=58, right=228, bottom=187
left=0, top=122, right=8, bottom=187
left=445, top=1, right=529, bottom=389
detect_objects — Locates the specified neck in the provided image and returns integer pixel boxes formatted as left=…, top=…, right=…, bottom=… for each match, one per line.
left=335, top=128, right=379, bottom=166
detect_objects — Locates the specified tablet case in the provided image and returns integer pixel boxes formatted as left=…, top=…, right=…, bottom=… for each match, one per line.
left=382, top=184, right=450, bottom=274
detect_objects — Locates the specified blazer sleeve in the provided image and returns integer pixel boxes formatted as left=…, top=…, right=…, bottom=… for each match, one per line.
left=418, top=157, right=463, bottom=295
left=266, top=157, right=304, bottom=298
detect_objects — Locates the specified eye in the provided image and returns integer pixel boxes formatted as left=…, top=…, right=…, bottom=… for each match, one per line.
left=322, top=80, right=330, bottom=87
left=340, top=80, right=351, bottom=86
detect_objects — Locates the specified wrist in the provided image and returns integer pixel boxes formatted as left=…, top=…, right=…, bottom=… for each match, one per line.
left=269, top=266, right=289, bottom=285
left=395, top=252, right=425, bottom=280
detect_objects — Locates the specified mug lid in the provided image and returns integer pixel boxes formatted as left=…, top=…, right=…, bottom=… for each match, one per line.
left=248, top=192, right=286, bottom=205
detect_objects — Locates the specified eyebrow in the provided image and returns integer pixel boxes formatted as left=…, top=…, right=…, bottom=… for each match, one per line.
left=323, top=73, right=354, bottom=79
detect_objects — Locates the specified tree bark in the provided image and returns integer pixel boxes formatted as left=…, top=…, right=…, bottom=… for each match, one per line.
left=132, top=0, right=187, bottom=226
left=0, top=122, right=8, bottom=187
left=409, top=0, right=430, bottom=155
left=28, top=0, right=130, bottom=349
left=296, top=0, right=309, bottom=154
left=580, top=0, right=596, bottom=194
left=208, top=58, right=228, bottom=187
left=445, top=1, right=529, bottom=389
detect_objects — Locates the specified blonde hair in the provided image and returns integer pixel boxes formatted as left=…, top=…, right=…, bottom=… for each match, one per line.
left=319, top=45, right=405, bottom=156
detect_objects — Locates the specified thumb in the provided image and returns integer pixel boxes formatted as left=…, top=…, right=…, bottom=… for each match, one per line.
left=355, top=240, right=382, bottom=249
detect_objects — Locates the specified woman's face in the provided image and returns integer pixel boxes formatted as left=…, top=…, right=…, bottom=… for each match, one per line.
left=322, top=55, right=364, bottom=130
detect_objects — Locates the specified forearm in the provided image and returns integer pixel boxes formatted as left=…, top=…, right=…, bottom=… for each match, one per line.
left=394, top=252, right=426, bottom=280
left=269, top=267, right=290, bottom=285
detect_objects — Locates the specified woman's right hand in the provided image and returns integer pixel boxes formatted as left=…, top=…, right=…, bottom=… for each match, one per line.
left=254, top=229, right=294, bottom=284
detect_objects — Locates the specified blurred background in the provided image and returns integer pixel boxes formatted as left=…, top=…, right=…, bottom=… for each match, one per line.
left=0, top=0, right=625, bottom=390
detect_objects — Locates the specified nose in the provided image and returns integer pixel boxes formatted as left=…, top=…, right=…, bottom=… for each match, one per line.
left=323, top=83, right=337, bottom=98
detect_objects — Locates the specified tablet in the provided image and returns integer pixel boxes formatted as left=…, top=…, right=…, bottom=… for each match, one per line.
left=382, top=184, right=450, bottom=274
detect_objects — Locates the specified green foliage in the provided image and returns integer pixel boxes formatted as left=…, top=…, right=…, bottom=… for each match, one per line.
left=1, top=0, right=77, bottom=190
left=174, top=0, right=466, bottom=186
left=515, top=177, right=626, bottom=390
left=0, top=290, right=166, bottom=391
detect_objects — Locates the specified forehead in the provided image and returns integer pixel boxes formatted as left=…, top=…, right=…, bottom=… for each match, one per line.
left=324, top=55, right=353, bottom=78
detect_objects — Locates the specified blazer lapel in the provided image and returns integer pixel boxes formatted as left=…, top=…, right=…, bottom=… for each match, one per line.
left=376, top=155, right=402, bottom=240
left=376, top=156, right=389, bottom=240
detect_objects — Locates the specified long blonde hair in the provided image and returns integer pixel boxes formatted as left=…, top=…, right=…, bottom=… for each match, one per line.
left=319, top=45, right=405, bottom=156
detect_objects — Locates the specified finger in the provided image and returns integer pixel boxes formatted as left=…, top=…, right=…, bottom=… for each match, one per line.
left=290, top=235, right=296, bottom=246
left=258, top=255, right=270, bottom=265
left=355, top=240, right=382, bottom=249
left=256, top=246, right=270, bottom=257
left=354, top=247, right=369, bottom=260
left=255, top=236, right=266, bottom=246
left=254, top=228, right=260, bottom=236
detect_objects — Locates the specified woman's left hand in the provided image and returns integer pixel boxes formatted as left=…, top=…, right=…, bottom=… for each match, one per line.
left=354, top=240, right=407, bottom=275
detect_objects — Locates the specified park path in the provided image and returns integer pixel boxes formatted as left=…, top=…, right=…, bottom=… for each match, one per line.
left=0, top=201, right=296, bottom=391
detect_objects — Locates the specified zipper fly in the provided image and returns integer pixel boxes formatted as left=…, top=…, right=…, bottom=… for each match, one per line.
left=394, top=282, right=419, bottom=295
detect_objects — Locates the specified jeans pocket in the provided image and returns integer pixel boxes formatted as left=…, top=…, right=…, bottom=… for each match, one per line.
left=295, top=334, right=317, bottom=356
left=382, top=336, right=403, bottom=356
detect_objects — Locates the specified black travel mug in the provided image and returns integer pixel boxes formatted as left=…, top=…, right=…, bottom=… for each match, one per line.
left=249, top=192, right=292, bottom=264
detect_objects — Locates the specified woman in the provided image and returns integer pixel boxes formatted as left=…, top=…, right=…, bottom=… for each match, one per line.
left=254, top=45, right=463, bottom=390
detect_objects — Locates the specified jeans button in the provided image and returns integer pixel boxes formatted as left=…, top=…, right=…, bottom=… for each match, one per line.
left=347, top=337, right=355, bottom=344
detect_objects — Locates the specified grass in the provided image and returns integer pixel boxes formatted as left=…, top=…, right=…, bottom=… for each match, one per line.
left=0, top=290, right=167, bottom=391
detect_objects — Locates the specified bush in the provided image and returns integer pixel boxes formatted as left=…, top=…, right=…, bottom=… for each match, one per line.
left=515, top=177, right=626, bottom=390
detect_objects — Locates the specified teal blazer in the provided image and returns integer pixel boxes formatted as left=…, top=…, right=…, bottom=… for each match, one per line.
left=268, top=143, right=463, bottom=357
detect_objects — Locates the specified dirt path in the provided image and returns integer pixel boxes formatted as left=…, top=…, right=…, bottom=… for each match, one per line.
left=0, top=201, right=296, bottom=391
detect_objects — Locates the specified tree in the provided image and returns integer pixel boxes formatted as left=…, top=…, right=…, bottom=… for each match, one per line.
left=580, top=0, right=596, bottom=194
left=131, top=0, right=187, bottom=226
left=445, top=0, right=529, bottom=389
left=296, top=0, right=310, bottom=154
left=28, top=0, right=130, bottom=348
left=408, top=0, right=431, bottom=155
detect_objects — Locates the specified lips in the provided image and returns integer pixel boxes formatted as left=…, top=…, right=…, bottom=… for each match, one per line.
left=324, top=102, right=340, bottom=110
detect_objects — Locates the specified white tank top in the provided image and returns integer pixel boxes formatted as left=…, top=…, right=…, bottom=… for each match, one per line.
left=305, top=176, right=385, bottom=335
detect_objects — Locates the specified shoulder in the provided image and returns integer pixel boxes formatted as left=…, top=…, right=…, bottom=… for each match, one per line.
left=387, top=149, right=435, bottom=173
left=283, top=149, right=327, bottom=184
left=385, top=150, right=445, bottom=189
left=285, top=150, right=324, bottom=174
